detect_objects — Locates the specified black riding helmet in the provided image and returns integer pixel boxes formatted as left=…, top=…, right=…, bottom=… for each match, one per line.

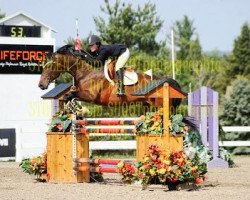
left=88, top=35, right=101, bottom=46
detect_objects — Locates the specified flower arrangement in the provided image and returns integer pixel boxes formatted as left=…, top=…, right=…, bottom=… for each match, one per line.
left=135, top=110, right=163, bottom=135
left=117, top=162, right=136, bottom=184
left=183, top=129, right=212, bottom=164
left=135, top=110, right=189, bottom=136
left=48, top=99, right=90, bottom=132
left=49, top=110, right=71, bottom=132
left=169, top=114, right=188, bottom=135
left=19, top=152, right=48, bottom=181
left=117, top=144, right=207, bottom=188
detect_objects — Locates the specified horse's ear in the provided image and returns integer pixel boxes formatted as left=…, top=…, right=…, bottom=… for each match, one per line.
left=46, top=52, right=53, bottom=59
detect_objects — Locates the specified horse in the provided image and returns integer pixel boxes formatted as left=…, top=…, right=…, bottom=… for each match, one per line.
left=38, top=45, right=182, bottom=107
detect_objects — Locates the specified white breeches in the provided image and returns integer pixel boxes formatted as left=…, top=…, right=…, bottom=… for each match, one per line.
left=115, top=48, right=130, bottom=71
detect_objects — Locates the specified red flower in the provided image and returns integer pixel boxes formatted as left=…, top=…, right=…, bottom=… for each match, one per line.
left=195, top=177, right=203, bottom=184
left=56, top=123, right=63, bottom=131
left=138, top=173, right=144, bottom=179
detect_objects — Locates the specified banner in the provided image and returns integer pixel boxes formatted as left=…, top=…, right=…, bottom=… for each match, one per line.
left=0, top=129, right=16, bottom=158
left=0, top=44, right=53, bottom=74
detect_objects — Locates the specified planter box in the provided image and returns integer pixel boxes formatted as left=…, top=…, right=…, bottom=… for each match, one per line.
left=47, top=132, right=89, bottom=183
left=136, top=134, right=183, bottom=161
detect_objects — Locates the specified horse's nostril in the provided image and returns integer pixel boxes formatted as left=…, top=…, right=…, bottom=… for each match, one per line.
left=39, top=84, right=44, bottom=89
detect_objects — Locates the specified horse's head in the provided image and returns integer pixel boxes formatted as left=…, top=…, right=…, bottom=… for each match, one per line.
left=39, top=45, right=77, bottom=90
left=39, top=44, right=99, bottom=90
left=38, top=56, right=62, bottom=90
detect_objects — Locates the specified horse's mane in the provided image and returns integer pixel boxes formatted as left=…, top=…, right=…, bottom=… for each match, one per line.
left=56, top=45, right=74, bottom=54
left=55, top=45, right=101, bottom=64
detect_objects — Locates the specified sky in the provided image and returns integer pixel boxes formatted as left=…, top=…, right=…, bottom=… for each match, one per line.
left=1, top=0, right=250, bottom=51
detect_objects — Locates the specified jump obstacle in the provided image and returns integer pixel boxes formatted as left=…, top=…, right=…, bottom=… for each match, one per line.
left=188, top=87, right=229, bottom=168
left=46, top=82, right=187, bottom=183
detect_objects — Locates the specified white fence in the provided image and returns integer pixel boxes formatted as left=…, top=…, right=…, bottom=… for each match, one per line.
left=219, top=126, right=250, bottom=147
left=1, top=126, right=249, bottom=162
left=90, top=126, right=250, bottom=151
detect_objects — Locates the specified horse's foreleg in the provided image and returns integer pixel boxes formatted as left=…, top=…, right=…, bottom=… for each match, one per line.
left=63, top=91, right=78, bottom=102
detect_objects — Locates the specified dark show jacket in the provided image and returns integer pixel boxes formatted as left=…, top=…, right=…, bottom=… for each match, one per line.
left=91, top=44, right=127, bottom=64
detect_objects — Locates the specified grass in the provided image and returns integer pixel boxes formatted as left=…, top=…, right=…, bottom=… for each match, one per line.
left=91, top=150, right=136, bottom=159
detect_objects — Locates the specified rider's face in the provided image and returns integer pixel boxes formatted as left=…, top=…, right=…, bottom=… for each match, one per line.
left=90, top=44, right=98, bottom=52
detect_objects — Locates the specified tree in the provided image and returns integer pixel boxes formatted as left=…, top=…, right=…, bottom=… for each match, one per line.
left=93, top=0, right=167, bottom=55
left=227, top=23, right=250, bottom=79
left=172, top=16, right=203, bottom=92
left=173, top=15, right=201, bottom=60
left=0, top=9, right=5, bottom=19
left=187, top=37, right=202, bottom=60
left=220, top=76, right=250, bottom=126
left=220, top=76, right=250, bottom=154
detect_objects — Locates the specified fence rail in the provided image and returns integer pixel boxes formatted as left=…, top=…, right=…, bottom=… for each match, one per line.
left=219, top=126, right=250, bottom=147
left=222, top=126, right=250, bottom=132
left=90, top=126, right=250, bottom=150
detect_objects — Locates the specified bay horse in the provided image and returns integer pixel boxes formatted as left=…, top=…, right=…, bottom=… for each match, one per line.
left=38, top=45, right=182, bottom=107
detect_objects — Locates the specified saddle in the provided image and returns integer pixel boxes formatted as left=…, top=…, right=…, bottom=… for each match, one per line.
left=104, top=60, right=138, bottom=86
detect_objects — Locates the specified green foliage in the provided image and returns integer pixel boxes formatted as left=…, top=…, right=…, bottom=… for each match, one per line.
left=90, top=135, right=135, bottom=141
left=94, top=0, right=168, bottom=56
left=226, top=23, right=250, bottom=79
left=127, top=52, right=171, bottom=76
left=187, top=38, right=202, bottom=60
left=220, top=77, right=250, bottom=155
left=135, top=111, right=163, bottom=135
left=0, top=9, right=5, bottom=19
left=220, top=76, right=250, bottom=126
left=199, top=55, right=230, bottom=94
left=19, top=152, right=47, bottom=178
left=174, top=15, right=200, bottom=60
left=55, top=72, right=72, bottom=85
left=49, top=111, right=72, bottom=132
left=169, top=114, right=185, bottom=135
left=171, top=15, right=204, bottom=92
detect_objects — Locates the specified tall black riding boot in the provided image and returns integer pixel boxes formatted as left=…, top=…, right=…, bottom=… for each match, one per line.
left=116, top=69, right=125, bottom=96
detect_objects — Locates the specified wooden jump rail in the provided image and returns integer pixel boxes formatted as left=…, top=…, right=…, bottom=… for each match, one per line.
left=76, top=127, right=136, bottom=134
left=74, top=117, right=141, bottom=126
left=73, top=158, right=133, bottom=174
left=74, top=117, right=140, bottom=134
left=75, top=158, right=133, bottom=165
left=46, top=82, right=187, bottom=183
left=74, top=165, right=120, bottom=173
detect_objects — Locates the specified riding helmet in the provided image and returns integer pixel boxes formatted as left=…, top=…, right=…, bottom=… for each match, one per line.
left=88, top=35, right=101, bottom=46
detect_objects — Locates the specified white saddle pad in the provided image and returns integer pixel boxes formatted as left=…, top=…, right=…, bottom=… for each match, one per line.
left=104, top=62, right=138, bottom=86
left=123, top=71, right=138, bottom=85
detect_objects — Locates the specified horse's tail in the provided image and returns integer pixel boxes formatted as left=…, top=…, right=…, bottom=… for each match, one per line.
left=183, top=116, right=199, bottom=131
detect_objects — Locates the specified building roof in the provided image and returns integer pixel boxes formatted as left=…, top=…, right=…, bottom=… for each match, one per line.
left=132, top=78, right=187, bottom=96
left=41, top=83, right=72, bottom=99
left=0, top=12, right=57, bottom=32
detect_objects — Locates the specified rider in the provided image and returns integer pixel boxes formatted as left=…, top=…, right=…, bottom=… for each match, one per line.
left=88, top=35, right=129, bottom=96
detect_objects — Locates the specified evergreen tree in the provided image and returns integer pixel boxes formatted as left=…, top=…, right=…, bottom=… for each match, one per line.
left=227, top=23, right=250, bottom=79
left=172, top=16, right=204, bottom=92
left=93, top=0, right=167, bottom=56
left=0, top=9, right=5, bottom=19
left=174, top=15, right=197, bottom=60
left=187, top=37, right=202, bottom=60
left=220, top=76, right=250, bottom=126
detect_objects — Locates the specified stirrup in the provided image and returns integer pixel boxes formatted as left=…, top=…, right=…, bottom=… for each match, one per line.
left=117, top=90, right=125, bottom=96
left=116, top=81, right=125, bottom=96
